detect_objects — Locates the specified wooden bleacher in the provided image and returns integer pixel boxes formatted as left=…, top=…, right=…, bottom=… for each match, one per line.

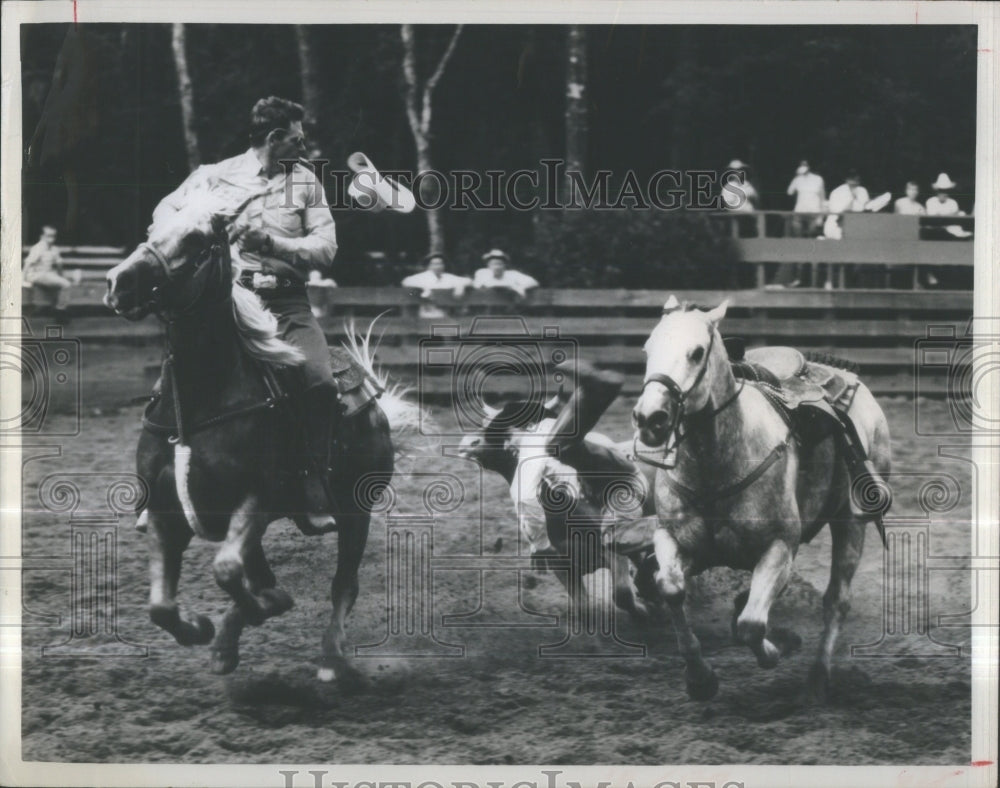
left=17, top=217, right=974, bottom=398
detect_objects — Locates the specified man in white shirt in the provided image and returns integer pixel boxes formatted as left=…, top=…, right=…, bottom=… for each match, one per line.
left=780, top=160, right=827, bottom=285
left=925, top=173, right=962, bottom=216
left=473, top=249, right=539, bottom=297
left=823, top=170, right=870, bottom=240
left=894, top=181, right=926, bottom=215
left=787, top=159, right=826, bottom=215
left=401, top=253, right=471, bottom=296
left=23, top=225, right=77, bottom=315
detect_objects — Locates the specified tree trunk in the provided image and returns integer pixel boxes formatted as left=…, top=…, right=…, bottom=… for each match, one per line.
left=399, top=24, right=463, bottom=254
left=295, top=25, right=321, bottom=127
left=564, top=25, right=588, bottom=206
left=171, top=23, right=200, bottom=172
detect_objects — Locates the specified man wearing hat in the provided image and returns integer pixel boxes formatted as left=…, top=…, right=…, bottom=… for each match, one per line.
left=925, top=173, right=962, bottom=216
left=473, top=249, right=539, bottom=298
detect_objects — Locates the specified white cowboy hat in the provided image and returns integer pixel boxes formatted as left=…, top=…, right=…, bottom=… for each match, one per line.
left=481, top=248, right=510, bottom=263
left=727, top=159, right=750, bottom=170
left=346, top=152, right=416, bottom=213
left=931, top=173, right=957, bottom=190
left=864, top=192, right=892, bottom=212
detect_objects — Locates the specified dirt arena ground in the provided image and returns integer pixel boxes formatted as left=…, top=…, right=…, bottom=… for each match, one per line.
left=19, top=392, right=973, bottom=765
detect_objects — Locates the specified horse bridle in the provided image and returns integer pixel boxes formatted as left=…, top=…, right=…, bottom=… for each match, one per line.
left=632, top=327, right=744, bottom=470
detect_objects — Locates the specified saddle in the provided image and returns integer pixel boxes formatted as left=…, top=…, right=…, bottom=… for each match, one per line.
left=142, top=346, right=381, bottom=439
left=728, top=342, right=862, bottom=445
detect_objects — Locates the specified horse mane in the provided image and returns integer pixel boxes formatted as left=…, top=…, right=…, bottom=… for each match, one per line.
left=229, top=260, right=304, bottom=367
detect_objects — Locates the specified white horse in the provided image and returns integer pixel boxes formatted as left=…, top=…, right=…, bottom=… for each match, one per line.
left=631, top=298, right=891, bottom=701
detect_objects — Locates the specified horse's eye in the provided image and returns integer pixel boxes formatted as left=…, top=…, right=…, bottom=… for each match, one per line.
left=689, top=345, right=705, bottom=363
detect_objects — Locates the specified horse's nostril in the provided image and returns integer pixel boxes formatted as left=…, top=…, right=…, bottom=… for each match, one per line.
left=632, top=409, right=645, bottom=428
left=647, top=411, right=668, bottom=431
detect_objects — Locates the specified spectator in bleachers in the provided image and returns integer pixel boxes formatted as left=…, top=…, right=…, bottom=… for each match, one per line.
left=786, top=159, right=827, bottom=232
left=401, top=252, right=471, bottom=296
left=894, top=181, right=926, bottom=215
left=721, top=159, right=759, bottom=213
left=823, top=169, right=870, bottom=239
left=777, top=159, right=827, bottom=286
left=925, top=173, right=962, bottom=216
left=23, top=225, right=77, bottom=319
left=402, top=252, right=472, bottom=318
left=473, top=249, right=538, bottom=297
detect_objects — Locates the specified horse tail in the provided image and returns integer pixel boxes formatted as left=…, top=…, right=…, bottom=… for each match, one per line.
left=341, top=315, right=430, bottom=444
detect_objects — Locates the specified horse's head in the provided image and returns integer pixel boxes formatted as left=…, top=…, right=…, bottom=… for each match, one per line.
left=105, top=196, right=232, bottom=320
left=456, top=391, right=564, bottom=476
left=632, top=296, right=730, bottom=447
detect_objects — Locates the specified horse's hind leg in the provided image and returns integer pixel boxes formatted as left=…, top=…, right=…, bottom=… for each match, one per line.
left=210, top=541, right=288, bottom=675
left=148, top=509, right=215, bottom=646
left=318, top=510, right=370, bottom=688
left=736, top=539, right=795, bottom=668
left=809, top=513, right=866, bottom=701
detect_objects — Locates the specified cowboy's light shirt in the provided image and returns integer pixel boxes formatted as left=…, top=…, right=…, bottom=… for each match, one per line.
left=151, top=148, right=337, bottom=282
left=511, top=420, right=649, bottom=556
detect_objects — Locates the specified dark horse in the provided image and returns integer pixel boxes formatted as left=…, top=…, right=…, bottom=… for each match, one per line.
left=105, top=198, right=414, bottom=688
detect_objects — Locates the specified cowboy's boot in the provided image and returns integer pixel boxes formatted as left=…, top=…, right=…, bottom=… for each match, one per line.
left=837, top=412, right=892, bottom=546
left=545, top=360, right=627, bottom=471
left=293, top=381, right=341, bottom=535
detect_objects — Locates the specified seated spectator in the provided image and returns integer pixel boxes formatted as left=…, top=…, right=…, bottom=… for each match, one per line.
left=894, top=181, right=926, bottom=215
left=473, top=249, right=538, bottom=297
left=307, top=269, right=338, bottom=318
left=925, top=173, right=963, bottom=216
left=401, top=252, right=471, bottom=297
left=402, top=252, right=472, bottom=318
left=925, top=173, right=972, bottom=246
left=23, top=225, right=78, bottom=320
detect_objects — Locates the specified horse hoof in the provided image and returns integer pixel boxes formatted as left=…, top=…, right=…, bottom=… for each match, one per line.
left=211, top=647, right=240, bottom=675
left=260, top=588, right=294, bottom=617
left=769, top=626, right=802, bottom=657
left=177, top=614, right=216, bottom=646
left=685, top=668, right=720, bottom=701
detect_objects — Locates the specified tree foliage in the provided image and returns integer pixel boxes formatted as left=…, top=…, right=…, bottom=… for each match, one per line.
left=21, top=23, right=977, bottom=288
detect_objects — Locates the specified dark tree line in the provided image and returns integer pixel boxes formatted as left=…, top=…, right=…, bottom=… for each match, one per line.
left=21, top=23, right=977, bottom=287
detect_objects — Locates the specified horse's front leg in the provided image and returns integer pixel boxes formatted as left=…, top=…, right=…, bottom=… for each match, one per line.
left=148, top=508, right=215, bottom=646
left=318, top=509, right=370, bottom=689
left=213, top=496, right=294, bottom=628
left=210, top=540, right=287, bottom=675
left=653, top=527, right=718, bottom=700
left=736, top=539, right=796, bottom=668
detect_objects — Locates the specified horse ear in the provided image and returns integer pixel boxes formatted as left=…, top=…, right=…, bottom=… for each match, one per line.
left=705, top=299, right=730, bottom=325
left=662, top=294, right=681, bottom=314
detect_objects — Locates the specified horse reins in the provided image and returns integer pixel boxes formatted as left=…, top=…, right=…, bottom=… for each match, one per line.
left=632, top=327, right=795, bottom=506
left=632, top=329, right=743, bottom=469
